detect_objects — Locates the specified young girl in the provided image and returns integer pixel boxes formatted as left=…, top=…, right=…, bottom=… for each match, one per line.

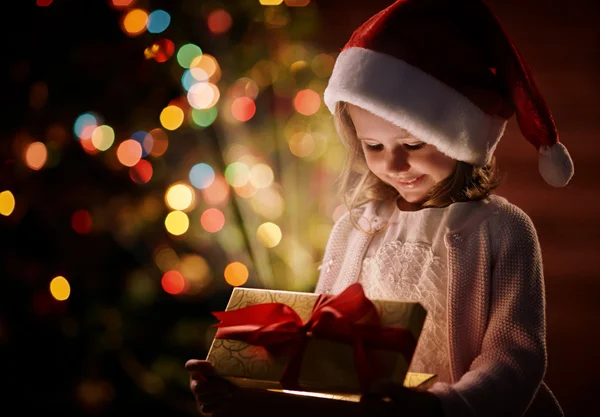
left=186, top=0, right=574, bottom=416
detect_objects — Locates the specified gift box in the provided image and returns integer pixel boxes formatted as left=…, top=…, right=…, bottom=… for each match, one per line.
left=206, top=283, right=429, bottom=396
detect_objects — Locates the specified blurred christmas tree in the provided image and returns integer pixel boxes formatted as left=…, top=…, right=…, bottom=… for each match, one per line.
left=1, top=0, right=345, bottom=414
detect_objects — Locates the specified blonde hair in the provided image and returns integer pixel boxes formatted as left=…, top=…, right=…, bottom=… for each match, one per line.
left=333, top=102, right=503, bottom=214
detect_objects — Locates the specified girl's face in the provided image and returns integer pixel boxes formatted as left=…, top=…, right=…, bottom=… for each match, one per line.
left=348, top=104, right=457, bottom=211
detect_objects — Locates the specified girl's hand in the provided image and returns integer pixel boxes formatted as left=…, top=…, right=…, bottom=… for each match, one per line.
left=360, top=382, right=444, bottom=417
left=185, top=359, right=238, bottom=416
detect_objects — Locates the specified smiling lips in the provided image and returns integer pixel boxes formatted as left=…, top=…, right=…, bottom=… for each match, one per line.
left=391, top=174, right=424, bottom=188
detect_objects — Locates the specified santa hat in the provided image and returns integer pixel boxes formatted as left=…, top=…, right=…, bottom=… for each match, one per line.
left=324, top=0, right=574, bottom=187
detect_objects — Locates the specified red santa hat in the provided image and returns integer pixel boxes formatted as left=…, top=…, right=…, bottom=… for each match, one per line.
left=324, top=0, right=574, bottom=187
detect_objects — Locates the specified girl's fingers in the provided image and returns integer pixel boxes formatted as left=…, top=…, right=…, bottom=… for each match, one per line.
left=185, top=359, right=217, bottom=376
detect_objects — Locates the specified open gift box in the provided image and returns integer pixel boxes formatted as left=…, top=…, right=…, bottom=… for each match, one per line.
left=206, top=284, right=435, bottom=402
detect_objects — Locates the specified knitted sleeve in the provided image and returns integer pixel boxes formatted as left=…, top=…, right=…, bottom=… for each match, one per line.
left=430, top=206, right=549, bottom=417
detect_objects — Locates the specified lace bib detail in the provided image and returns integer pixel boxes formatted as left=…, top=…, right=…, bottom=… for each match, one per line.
left=358, top=240, right=451, bottom=383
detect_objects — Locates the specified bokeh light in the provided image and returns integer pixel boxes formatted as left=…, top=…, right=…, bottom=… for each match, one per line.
left=200, top=208, right=225, bottom=233
left=91, top=125, right=115, bottom=151
left=176, top=43, right=202, bottom=69
left=190, top=54, right=221, bottom=83
left=224, top=162, right=250, bottom=187
left=147, top=9, right=170, bottom=34
left=189, top=163, right=215, bottom=189
left=231, top=97, right=256, bottom=122
left=50, top=276, right=71, bottom=301
left=187, top=82, right=220, bottom=110
left=248, top=163, right=274, bottom=188
left=159, top=105, right=184, bottom=130
left=24, top=142, right=48, bottom=170
left=122, top=8, right=149, bottom=36
left=74, top=112, right=98, bottom=139
left=161, top=271, right=186, bottom=295
left=293, top=89, right=321, bottom=115
left=110, top=0, right=134, bottom=9
left=224, top=262, right=249, bottom=286
left=165, top=183, right=194, bottom=211
left=191, top=107, right=218, bottom=127
left=145, top=38, right=175, bottom=63
left=229, top=77, right=259, bottom=100
left=116, top=140, right=142, bottom=167
left=285, top=0, right=311, bottom=6
left=71, top=210, right=92, bottom=234
left=164, top=211, right=190, bottom=236
left=0, top=191, right=16, bottom=216
left=259, top=0, right=284, bottom=5
left=288, top=132, right=315, bottom=158
left=179, top=254, right=211, bottom=295
left=256, top=222, right=282, bottom=248
left=145, top=128, right=168, bottom=157
left=129, top=159, right=153, bottom=184
left=207, top=9, right=232, bottom=35
left=311, top=53, right=336, bottom=78
left=37, top=0, right=53, bottom=6
left=201, top=174, right=230, bottom=206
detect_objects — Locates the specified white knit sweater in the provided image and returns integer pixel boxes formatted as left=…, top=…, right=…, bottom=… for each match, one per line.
left=315, top=195, right=563, bottom=417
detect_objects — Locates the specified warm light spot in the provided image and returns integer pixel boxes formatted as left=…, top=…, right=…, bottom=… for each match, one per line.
left=160, top=105, right=184, bottom=130
left=294, top=89, right=321, bottom=115
left=187, top=82, right=220, bottom=110
left=201, top=208, right=225, bottom=233
left=50, top=276, right=71, bottom=301
left=0, top=191, right=16, bottom=216
left=207, top=9, right=232, bottom=34
left=224, top=162, right=250, bottom=187
left=29, top=81, right=48, bottom=109
left=288, top=132, right=315, bottom=158
left=80, top=137, right=99, bottom=155
left=259, top=0, right=283, bottom=5
left=110, top=0, right=134, bottom=9
left=248, top=164, right=274, bottom=189
left=129, top=159, right=153, bottom=184
left=71, top=210, right=92, bottom=234
left=201, top=174, right=230, bottom=206
left=224, top=262, right=248, bottom=286
left=145, top=38, right=175, bottom=63
left=249, top=188, right=285, bottom=220
left=155, top=245, right=179, bottom=272
left=179, top=254, right=211, bottom=295
left=234, top=182, right=257, bottom=199
left=177, top=43, right=203, bottom=69
left=189, top=163, right=215, bottom=189
left=165, top=183, right=194, bottom=211
left=145, top=128, right=168, bottom=157
left=161, top=270, right=186, bottom=295
left=164, top=211, right=190, bottom=236
left=190, top=54, right=221, bottom=83
left=230, top=97, right=256, bottom=122
left=256, top=222, right=282, bottom=248
left=284, top=0, right=310, bottom=6
left=24, top=142, right=47, bottom=170
left=147, top=9, right=170, bottom=34
left=76, top=379, right=114, bottom=409
left=122, top=8, right=148, bottom=36
left=116, top=139, right=142, bottom=167
left=91, top=125, right=115, bottom=151
left=311, top=53, right=335, bottom=78
left=229, top=77, right=259, bottom=100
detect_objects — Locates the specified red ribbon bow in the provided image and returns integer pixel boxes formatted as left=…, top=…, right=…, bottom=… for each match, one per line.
left=212, top=283, right=417, bottom=393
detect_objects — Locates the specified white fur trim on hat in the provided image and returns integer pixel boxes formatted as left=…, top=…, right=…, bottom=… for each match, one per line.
left=538, top=142, right=574, bottom=187
left=324, top=47, right=507, bottom=165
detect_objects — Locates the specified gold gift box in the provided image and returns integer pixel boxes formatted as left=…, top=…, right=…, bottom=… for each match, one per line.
left=206, top=287, right=431, bottom=396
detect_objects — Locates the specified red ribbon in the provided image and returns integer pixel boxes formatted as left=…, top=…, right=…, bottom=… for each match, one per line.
left=212, top=283, right=417, bottom=393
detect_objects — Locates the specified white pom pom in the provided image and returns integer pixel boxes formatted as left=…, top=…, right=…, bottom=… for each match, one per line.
left=538, top=142, right=574, bottom=187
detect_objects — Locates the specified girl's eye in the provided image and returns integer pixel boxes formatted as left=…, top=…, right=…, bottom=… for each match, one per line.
left=365, top=143, right=383, bottom=151
left=405, top=142, right=425, bottom=151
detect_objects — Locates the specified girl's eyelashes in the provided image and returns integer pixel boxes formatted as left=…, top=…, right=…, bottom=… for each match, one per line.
left=405, top=142, right=426, bottom=150
left=362, top=142, right=426, bottom=151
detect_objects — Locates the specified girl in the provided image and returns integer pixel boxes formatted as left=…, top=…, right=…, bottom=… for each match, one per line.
left=186, top=0, right=574, bottom=416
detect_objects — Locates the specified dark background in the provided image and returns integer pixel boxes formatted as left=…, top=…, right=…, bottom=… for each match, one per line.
left=1, top=0, right=599, bottom=416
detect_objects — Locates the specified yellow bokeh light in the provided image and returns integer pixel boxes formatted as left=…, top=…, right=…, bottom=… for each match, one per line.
left=249, top=163, right=274, bottom=189
left=116, top=139, right=142, bottom=167
left=165, top=183, right=194, bottom=211
left=190, top=54, right=221, bottom=83
left=288, top=132, right=315, bottom=158
left=91, top=125, right=115, bottom=151
left=154, top=245, right=179, bottom=272
left=0, top=190, right=16, bottom=216
left=50, top=276, right=71, bottom=301
left=25, top=141, right=48, bottom=170
left=122, top=8, right=148, bottom=36
left=164, top=211, right=190, bottom=236
left=160, top=105, right=185, bottom=131
left=224, top=262, right=249, bottom=286
left=179, top=254, right=212, bottom=294
left=256, top=222, right=282, bottom=248
left=259, top=0, right=284, bottom=5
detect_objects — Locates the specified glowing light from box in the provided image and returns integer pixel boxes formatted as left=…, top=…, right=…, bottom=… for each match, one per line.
left=91, top=125, right=115, bottom=151
left=189, top=163, right=215, bottom=189
left=256, top=222, right=282, bottom=248
left=116, top=139, right=142, bottom=167
left=129, top=159, right=153, bottom=184
left=161, top=270, right=186, bottom=295
left=224, top=262, right=248, bottom=286
left=165, top=183, right=194, bottom=211
left=201, top=208, right=225, bottom=233
left=177, top=43, right=202, bottom=69
left=294, top=89, right=321, bottom=115
left=191, top=107, right=218, bottom=127
left=147, top=9, right=170, bottom=34
left=224, top=162, right=250, bottom=187
left=71, top=210, right=92, bottom=234
left=187, top=82, right=220, bottom=109
left=145, top=128, right=168, bottom=157
left=24, top=142, right=47, bottom=170
left=231, top=97, right=256, bottom=122
left=249, top=163, right=274, bottom=188
left=165, top=211, right=189, bottom=236
left=50, top=276, right=71, bottom=301
left=201, top=174, right=230, bottom=206
left=160, top=105, right=184, bottom=130
left=122, top=8, right=148, bottom=36
left=207, top=9, right=232, bottom=34
left=0, top=191, right=16, bottom=216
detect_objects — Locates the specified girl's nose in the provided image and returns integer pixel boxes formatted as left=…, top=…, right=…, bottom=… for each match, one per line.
left=386, top=147, right=410, bottom=172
